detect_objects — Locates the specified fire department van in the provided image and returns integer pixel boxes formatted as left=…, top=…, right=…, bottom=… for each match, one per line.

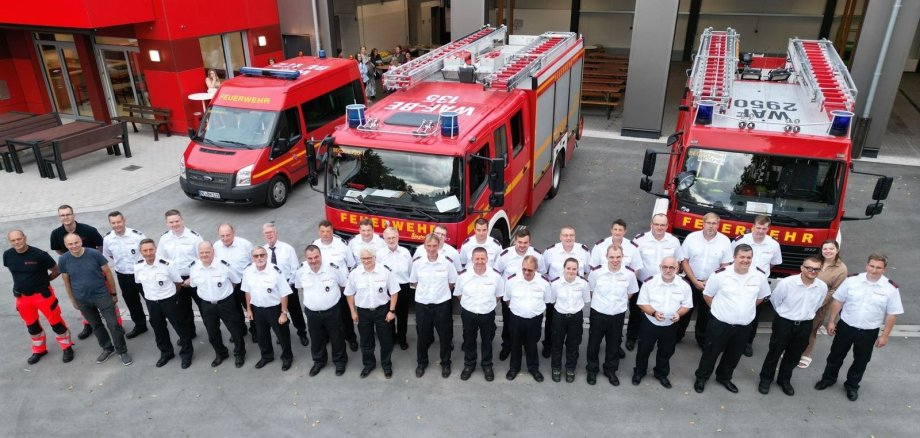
left=310, top=25, right=584, bottom=248
left=180, top=56, right=365, bottom=207
left=640, top=28, right=892, bottom=275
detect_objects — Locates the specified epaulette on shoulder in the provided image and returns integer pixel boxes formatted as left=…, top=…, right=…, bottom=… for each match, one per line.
left=220, top=260, right=230, bottom=266
left=458, top=269, right=467, bottom=275
left=634, top=232, right=645, bottom=239
left=545, top=245, right=554, bottom=251
left=630, top=240, right=639, bottom=248
left=500, top=248, right=509, bottom=256
left=594, top=238, right=605, bottom=245
left=644, top=276, right=653, bottom=282
left=848, top=272, right=858, bottom=277
left=329, top=262, right=340, bottom=270
left=491, top=237, right=500, bottom=245
left=445, top=256, right=454, bottom=263
left=591, top=264, right=601, bottom=271
left=733, top=234, right=744, bottom=241
left=383, top=264, right=392, bottom=271
left=412, top=256, right=421, bottom=262
left=131, top=229, right=143, bottom=235
left=244, top=262, right=252, bottom=269
left=273, top=265, right=282, bottom=273
left=190, top=230, right=200, bottom=236
left=507, top=273, right=517, bottom=279
left=161, top=230, right=169, bottom=236
left=333, top=235, right=345, bottom=242
left=625, top=266, right=635, bottom=272
left=158, top=259, right=169, bottom=265
left=714, top=267, right=726, bottom=273
left=464, top=236, right=472, bottom=243
left=135, top=259, right=144, bottom=264
left=533, top=247, right=543, bottom=254
left=189, top=260, right=196, bottom=267
left=580, top=244, right=589, bottom=251
left=889, top=278, right=899, bottom=288
left=492, top=268, right=502, bottom=275
left=541, top=274, right=551, bottom=281
left=105, top=230, right=114, bottom=236
left=550, top=277, right=560, bottom=283
left=756, top=267, right=766, bottom=274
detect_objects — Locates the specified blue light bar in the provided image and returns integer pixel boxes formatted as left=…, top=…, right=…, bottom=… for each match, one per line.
left=240, top=67, right=300, bottom=80
left=828, top=110, right=853, bottom=137
left=695, top=100, right=715, bottom=125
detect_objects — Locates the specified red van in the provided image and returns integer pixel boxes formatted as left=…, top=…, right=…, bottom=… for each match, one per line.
left=180, top=57, right=365, bottom=207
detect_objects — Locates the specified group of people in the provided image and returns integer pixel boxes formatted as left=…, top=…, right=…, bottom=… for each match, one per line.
left=3, top=208, right=902, bottom=402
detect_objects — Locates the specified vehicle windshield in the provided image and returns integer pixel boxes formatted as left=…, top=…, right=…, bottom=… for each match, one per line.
left=197, top=106, right=278, bottom=148
left=327, top=145, right=462, bottom=214
left=677, top=148, right=844, bottom=221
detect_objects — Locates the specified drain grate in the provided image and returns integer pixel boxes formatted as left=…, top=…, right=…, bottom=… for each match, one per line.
left=122, top=165, right=142, bottom=171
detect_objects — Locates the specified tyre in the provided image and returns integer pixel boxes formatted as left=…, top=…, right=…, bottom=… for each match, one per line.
left=489, top=223, right=509, bottom=248
left=546, top=152, right=563, bottom=199
left=265, top=175, right=289, bottom=208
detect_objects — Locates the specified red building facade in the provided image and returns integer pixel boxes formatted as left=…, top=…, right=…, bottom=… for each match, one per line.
left=0, top=0, right=282, bottom=132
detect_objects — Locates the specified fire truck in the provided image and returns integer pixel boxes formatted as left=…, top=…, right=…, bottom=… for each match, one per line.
left=308, top=25, right=584, bottom=248
left=640, top=28, right=893, bottom=275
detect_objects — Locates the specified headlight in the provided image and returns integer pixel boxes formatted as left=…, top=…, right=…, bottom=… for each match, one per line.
left=178, top=157, right=186, bottom=176
left=236, top=164, right=254, bottom=186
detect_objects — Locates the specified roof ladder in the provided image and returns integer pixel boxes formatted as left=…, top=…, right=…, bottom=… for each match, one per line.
left=382, top=25, right=507, bottom=90
left=689, top=27, right=738, bottom=111
left=483, top=31, right=579, bottom=91
left=789, top=38, right=857, bottom=116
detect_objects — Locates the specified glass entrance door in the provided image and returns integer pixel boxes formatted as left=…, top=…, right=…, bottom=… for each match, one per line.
left=36, top=41, right=93, bottom=118
left=98, top=47, right=148, bottom=117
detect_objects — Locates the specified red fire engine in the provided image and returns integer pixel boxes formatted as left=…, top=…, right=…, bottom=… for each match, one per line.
left=640, top=28, right=893, bottom=275
left=310, top=25, right=584, bottom=248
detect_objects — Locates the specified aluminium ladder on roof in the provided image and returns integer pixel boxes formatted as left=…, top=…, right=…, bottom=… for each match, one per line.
left=482, top=31, right=579, bottom=92
left=788, top=38, right=858, bottom=116
left=382, top=25, right=507, bottom=90
left=689, top=27, right=738, bottom=111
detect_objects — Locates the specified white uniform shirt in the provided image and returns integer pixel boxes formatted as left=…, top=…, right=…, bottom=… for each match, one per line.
left=344, top=264, right=401, bottom=309
left=633, top=232, right=684, bottom=281
left=412, top=244, right=462, bottom=271
left=242, top=263, right=292, bottom=308
left=376, top=245, right=413, bottom=284
left=637, top=274, right=693, bottom=326
left=102, top=227, right=147, bottom=274
left=544, top=242, right=591, bottom=278
left=453, top=268, right=504, bottom=314
left=156, top=228, right=203, bottom=276
left=503, top=274, right=552, bottom=318
left=296, top=262, right=347, bottom=311
left=189, top=259, right=239, bottom=302
left=263, top=241, right=299, bottom=283
left=493, top=247, right=546, bottom=279
left=134, top=259, right=181, bottom=300
left=588, top=265, right=639, bottom=315
left=704, top=267, right=771, bottom=325
left=410, top=254, right=458, bottom=304
left=680, top=230, right=733, bottom=281
left=834, top=273, right=904, bottom=330
left=589, top=237, right=643, bottom=272
left=459, top=236, right=502, bottom=267
left=733, top=233, right=782, bottom=277
left=313, top=236, right=356, bottom=270
left=549, top=276, right=591, bottom=314
left=213, top=236, right=253, bottom=280
left=770, top=274, right=828, bottom=321
left=348, top=234, right=386, bottom=260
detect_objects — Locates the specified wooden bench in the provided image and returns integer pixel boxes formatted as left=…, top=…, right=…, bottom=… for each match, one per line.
left=1, top=113, right=62, bottom=173
left=113, top=104, right=171, bottom=141
left=581, top=91, right=623, bottom=119
left=41, top=122, right=130, bottom=181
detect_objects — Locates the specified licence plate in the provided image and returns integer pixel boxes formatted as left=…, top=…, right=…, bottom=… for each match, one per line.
left=198, top=190, right=221, bottom=199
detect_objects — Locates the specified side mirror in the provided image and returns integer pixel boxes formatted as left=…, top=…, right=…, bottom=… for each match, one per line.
left=187, top=127, right=197, bottom=141
left=640, top=175, right=653, bottom=192
left=489, top=157, right=506, bottom=207
left=666, top=131, right=683, bottom=147
left=865, top=203, right=884, bottom=216
left=675, top=170, right=696, bottom=192
left=271, top=138, right=289, bottom=156
left=872, top=176, right=893, bottom=201
left=642, top=150, right=657, bottom=176
left=306, top=139, right=319, bottom=186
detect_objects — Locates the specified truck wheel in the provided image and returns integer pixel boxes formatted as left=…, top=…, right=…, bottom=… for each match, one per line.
left=546, top=152, right=563, bottom=199
left=265, top=175, right=289, bottom=208
left=490, top=224, right=509, bottom=248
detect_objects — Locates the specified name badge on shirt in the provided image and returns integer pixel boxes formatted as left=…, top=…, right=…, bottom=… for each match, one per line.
left=131, top=249, right=136, bottom=255
left=325, top=286, right=331, bottom=292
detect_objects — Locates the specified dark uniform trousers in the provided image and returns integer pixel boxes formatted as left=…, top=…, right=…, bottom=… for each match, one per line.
left=625, top=287, right=642, bottom=343
left=634, top=316, right=678, bottom=378
left=500, top=300, right=513, bottom=353
left=586, top=309, right=625, bottom=374
left=542, top=303, right=555, bottom=351
left=509, top=313, right=543, bottom=373
left=115, top=271, right=147, bottom=330
left=461, top=308, right=496, bottom=368
left=176, top=279, right=200, bottom=338
left=695, top=316, right=749, bottom=382
left=232, top=283, right=257, bottom=336
left=676, top=282, right=709, bottom=344
left=551, top=309, right=584, bottom=371
left=416, top=300, right=453, bottom=368
left=747, top=299, right=766, bottom=344
left=252, top=304, right=292, bottom=362
left=304, top=301, right=348, bottom=369
left=821, top=319, right=879, bottom=391
left=759, top=316, right=812, bottom=384
left=200, top=295, right=246, bottom=359
left=392, top=283, right=414, bottom=344
left=357, top=306, right=394, bottom=369
left=285, top=284, right=308, bottom=338
left=340, top=295, right=359, bottom=343
left=145, top=295, right=193, bottom=361
left=77, top=293, right=128, bottom=354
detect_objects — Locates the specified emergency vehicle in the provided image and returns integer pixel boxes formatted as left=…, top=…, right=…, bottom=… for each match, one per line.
left=312, top=25, right=584, bottom=248
left=640, top=28, right=892, bottom=275
left=180, top=56, right=365, bottom=207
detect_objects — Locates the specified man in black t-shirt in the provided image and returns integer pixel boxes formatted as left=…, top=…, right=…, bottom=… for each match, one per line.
left=3, top=230, right=75, bottom=365
left=50, top=204, right=103, bottom=340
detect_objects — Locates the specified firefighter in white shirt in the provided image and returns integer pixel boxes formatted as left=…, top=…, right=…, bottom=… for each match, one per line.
left=213, top=223, right=255, bottom=341
left=732, top=214, right=782, bottom=357
left=412, top=224, right=462, bottom=271
left=348, top=218, right=386, bottom=260
left=344, top=248, right=401, bottom=379
left=548, top=257, right=590, bottom=383
left=627, top=214, right=683, bottom=352
left=586, top=245, right=639, bottom=386
left=262, top=222, right=309, bottom=347
left=410, top=233, right=458, bottom=379
left=458, top=218, right=502, bottom=268
left=188, top=241, right=246, bottom=368
left=134, top=239, right=193, bottom=368
left=454, top=247, right=504, bottom=382
left=503, top=255, right=552, bottom=383
left=242, top=246, right=293, bottom=372
left=589, top=219, right=643, bottom=273
left=156, top=209, right=203, bottom=339
left=101, top=211, right=148, bottom=338
left=493, top=228, right=545, bottom=361
left=678, top=213, right=733, bottom=346
left=296, top=245, right=348, bottom=377
left=314, top=220, right=359, bottom=353
left=543, top=226, right=590, bottom=359
left=376, top=226, right=413, bottom=350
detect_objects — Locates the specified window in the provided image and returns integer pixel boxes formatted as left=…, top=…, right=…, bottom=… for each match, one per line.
left=302, top=80, right=366, bottom=132
left=510, top=110, right=524, bottom=156
left=270, top=107, right=302, bottom=158
left=200, top=32, right=250, bottom=80
left=469, top=144, right=490, bottom=201
left=493, top=125, right=508, bottom=167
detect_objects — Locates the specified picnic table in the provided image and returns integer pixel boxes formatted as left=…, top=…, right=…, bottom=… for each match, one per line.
left=0, top=112, right=34, bottom=126
left=581, top=83, right=625, bottom=119
left=5, top=120, right=106, bottom=176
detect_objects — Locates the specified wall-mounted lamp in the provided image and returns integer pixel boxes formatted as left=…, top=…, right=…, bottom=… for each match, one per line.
left=257, top=35, right=267, bottom=47
left=149, top=50, right=161, bottom=62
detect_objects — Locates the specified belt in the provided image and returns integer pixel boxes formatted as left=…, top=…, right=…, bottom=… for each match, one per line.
left=779, top=315, right=811, bottom=326
left=148, top=294, right=177, bottom=303
left=841, top=319, right=878, bottom=332
left=202, top=295, right=234, bottom=305
left=417, top=300, right=449, bottom=307
left=358, top=305, right=387, bottom=312
left=305, top=305, right=338, bottom=313
left=713, top=316, right=748, bottom=328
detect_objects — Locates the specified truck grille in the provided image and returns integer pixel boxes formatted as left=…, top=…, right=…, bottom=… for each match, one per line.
left=187, top=170, right=233, bottom=189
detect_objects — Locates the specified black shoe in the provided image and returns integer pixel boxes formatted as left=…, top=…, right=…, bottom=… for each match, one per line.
left=483, top=366, right=494, bottom=382
left=156, top=353, right=175, bottom=367
left=587, top=372, right=597, bottom=385
left=181, top=358, right=192, bottom=369
left=499, top=349, right=510, bottom=361
left=743, top=343, right=753, bottom=357
left=27, top=351, right=47, bottom=365
left=758, top=380, right=771, bottom=394
left=506, top=370, right=518, bottom=381
left=255, top=358, right=273, bottom=369
left=814, top=379, right=834, bottom=390
left=416, top=366, right=426, bottom=378
left=299, top=334, right=310, bottom=347
left=399, top=340, right=409, bottom=350
left=632, top=374, right=642, bottom=386
left=348, top=338, right=359, bottom=352
left=77, top=325, right=93, bottom=340
left=62, top=347, right=74, bottom=363
left=779, top=382, right=795, bottom=396
left=657, top=376, right=672, bottom=389
left=531, top=370, right=544, bottom=382
left=384, top=369, right=393, bottom=379
left=617, top=348, right=626, bottom=359
left=625, top=339, right=636, bottom=351
left=461, top=366, right=474, bottom=381
left=235, top=356, right=245, bottom=368
left=694, top=378, right=706, bottom=393
left=716, top=379, right=739, bottom=393
left=604, top=370, right=620, bottom=386
left=846, top=388, right=858, bottom=401
left=441, top=364, right=451, bottom=378
left=542, top=346, right=551, bottom=358
left=96, top=349, right=115, bottom=364
left=125, top=327, right=148, bottom=339
left=565, top=370, right=576, bottom=383
left=309, top=363, right=324, bottom=377
left=335, top=368, right=346, bottom=376
left=551, top=368, right=562, bottom=382
left=211, top=354, right=228, bottom=367
left=282, top=360, right=292, bottom=371
left=360, top=366, right=375, bottom=378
